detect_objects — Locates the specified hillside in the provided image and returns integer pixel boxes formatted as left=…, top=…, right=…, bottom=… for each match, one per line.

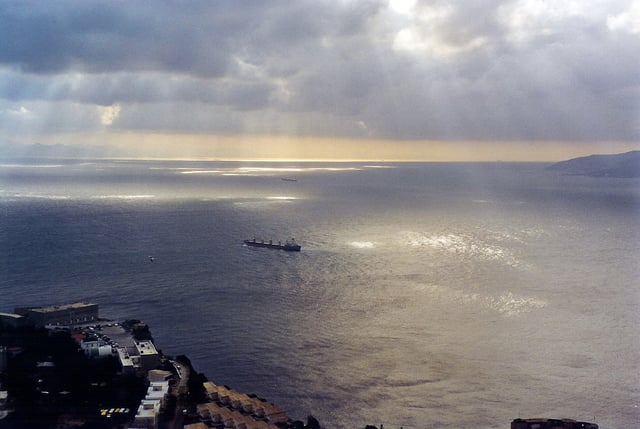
left=547, top=151, right=640, bottom=178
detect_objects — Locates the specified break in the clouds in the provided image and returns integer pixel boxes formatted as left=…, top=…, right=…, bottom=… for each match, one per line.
left=0, top=0, right=639, bottom=147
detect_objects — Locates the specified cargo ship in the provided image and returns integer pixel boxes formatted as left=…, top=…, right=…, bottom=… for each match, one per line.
left=243, top=238, right=301, bottom=252
left=511, top=418, right=598, bottom=429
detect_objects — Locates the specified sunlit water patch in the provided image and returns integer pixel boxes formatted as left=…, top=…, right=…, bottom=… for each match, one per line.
left=169, top=167, right=309, bottom=176
left=238, top=167, right=305, bottom=173
left=1, top=192, right=71, bottom=200
left=90, top=194, right=156, bottom=200
left=348, top=241, right=376, bottom=249
left=179, top=170, right=227, bottom=174
left=484, top=224, right=550, bottom=242
left=266, top=196, right=298, bottom=201
left=232, top=197, right=299, bottom=209
left=401, top=231, right=522, bottom=267
left=413, top=283, right=547, bottom=317
left=486, top=292, right=547, bottom=316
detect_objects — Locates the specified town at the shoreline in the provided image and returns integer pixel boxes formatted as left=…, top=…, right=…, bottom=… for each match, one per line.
left=0, top=302, right=599, bottom=429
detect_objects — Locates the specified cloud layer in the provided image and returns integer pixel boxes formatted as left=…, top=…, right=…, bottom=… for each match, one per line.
left=1, top=0, right=639, bottom=148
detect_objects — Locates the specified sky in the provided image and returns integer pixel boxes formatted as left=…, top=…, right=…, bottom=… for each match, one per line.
left=1, top=0, right=639, bottom=161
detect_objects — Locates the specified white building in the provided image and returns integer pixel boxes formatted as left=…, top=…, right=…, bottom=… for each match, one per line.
left=116, top=348, right=135, bottom=374
left=135, top=341, right=160, bottom=371
left=133, top=399, right=161, bottom=429
left=145, top=381, right=170, bottom=410
left=80, top=340, right=112, bottom=358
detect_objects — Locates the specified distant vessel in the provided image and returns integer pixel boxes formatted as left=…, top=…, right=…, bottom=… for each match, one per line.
left=243, top=238, right=301, bottom=252
left=281, top=178, right=297, bottom=182
left=511, top=418, right=598, bottom=429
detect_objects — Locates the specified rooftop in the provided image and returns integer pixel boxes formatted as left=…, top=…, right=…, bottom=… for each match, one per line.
left=136, top=340, right=159, bottom=356
left=28, top=302, right=97, bottom=313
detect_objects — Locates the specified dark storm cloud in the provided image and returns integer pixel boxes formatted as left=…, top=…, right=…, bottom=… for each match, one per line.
left=0, top=0, right=379, bottom=76
left=1, top=0, right=638, bottom=142
left=0, top=0, right=234, bottom=76
left=1, top=69, right=275, bottom=109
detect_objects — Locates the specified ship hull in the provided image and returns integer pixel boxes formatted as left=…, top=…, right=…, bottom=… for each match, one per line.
left=243, top=240, right=301, bottom=251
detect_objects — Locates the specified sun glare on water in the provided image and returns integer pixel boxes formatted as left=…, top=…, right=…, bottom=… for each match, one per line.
left=349, top=241, right=376, bottom=249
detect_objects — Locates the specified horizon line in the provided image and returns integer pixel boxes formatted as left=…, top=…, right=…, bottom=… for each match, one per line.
left=0, top=154, right=561, bottom=163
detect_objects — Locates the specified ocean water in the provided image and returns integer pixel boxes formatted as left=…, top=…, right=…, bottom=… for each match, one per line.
left=1, top=159, right=639, bottom=429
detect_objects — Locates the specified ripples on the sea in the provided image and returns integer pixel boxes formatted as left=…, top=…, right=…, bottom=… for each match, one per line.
left=1, top=161, right=638, bottom=428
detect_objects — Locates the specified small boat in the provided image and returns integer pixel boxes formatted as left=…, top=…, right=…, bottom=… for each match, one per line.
left=244, top=238, right=301, bottom=251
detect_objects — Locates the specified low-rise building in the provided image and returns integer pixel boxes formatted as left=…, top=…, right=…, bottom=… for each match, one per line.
left=80, top=339, right=113, bottom=358
left=15, top=302, right=98, bottom=327
left=133, top=399, right=161, bottom=429
left=148, top=369, right=172, bottom=383
left=197, top=402, right=278, bottom=429
left=116, top=348, right=136, bottom=375
left=135, top=340, right=160, bottom=371
left=184, top=423, right=209, bottom=429
left=201, top=382, right=288, bottom=425
left=145, top=381, right=170, bottom=410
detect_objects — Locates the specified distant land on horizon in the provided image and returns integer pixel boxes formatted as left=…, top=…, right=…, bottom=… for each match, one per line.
left=547, top=151, right=640, bottom=178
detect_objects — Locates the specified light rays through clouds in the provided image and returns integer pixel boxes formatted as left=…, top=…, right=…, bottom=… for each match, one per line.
left=0, top=0, right=638, bottom=160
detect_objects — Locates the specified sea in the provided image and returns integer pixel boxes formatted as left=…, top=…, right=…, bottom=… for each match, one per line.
left=1, top=159, right=639, bottom=429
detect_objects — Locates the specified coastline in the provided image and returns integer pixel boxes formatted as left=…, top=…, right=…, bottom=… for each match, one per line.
left=0, top=302, right=601, bottom=429
left=0, top=303, right=320, bottom=429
